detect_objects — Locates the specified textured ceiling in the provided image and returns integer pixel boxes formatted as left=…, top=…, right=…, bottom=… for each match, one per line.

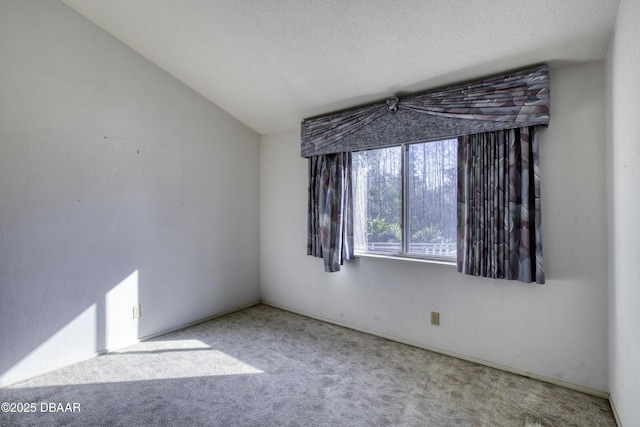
left=61, top=0, right=620, bottom=135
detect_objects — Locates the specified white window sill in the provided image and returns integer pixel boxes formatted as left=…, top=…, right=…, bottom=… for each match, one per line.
left=354, top=252, right=457, bottom=267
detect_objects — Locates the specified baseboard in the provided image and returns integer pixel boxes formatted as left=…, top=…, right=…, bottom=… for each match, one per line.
left=609, top=395, right=622, bottom=427
left=261, top=300, right=609, bottom=400
left=135, top=300, right=261, bottom=343
left=0, top=300, right=260, bottom=388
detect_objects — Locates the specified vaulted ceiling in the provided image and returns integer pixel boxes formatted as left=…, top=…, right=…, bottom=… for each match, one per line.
left=61, top=0, right=620, bottom=135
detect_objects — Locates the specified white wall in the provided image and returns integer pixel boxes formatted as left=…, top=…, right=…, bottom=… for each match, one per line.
left=607, top=0, right=640, bottom=423
left=0, top=0, right=260, bottom=385
left=261, top=62, right=609, bottom=393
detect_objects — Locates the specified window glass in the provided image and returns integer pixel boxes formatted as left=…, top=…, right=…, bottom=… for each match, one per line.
left=353, top=139, right=457, bottom=261
left=407, top=139, right=457, bottom=259
left=353, top=147, right=402, bottom=254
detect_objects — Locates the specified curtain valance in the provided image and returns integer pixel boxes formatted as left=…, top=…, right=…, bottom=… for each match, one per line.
left=301, top=64, right=549, bottom=157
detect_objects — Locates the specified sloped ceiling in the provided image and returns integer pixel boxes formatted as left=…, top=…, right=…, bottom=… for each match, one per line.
left=61, top=0, right=620, bottom=135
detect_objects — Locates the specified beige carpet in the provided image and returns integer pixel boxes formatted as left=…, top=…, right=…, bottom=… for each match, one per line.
left=0, top=304, right=615, bottom=426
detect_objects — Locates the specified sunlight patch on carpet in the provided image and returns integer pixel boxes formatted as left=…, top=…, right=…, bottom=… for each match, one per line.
left=10, top=339, right=263, bottom=388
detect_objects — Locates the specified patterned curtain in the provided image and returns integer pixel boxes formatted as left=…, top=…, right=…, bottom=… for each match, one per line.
left=301, top=65, right=549, bottom=157
left=457, top=127, right=545, bottom=284
left=307, top=152, right=354, bottom=272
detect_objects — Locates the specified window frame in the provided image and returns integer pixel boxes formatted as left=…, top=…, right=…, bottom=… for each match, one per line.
left=353, top=139, right=457, bottom=265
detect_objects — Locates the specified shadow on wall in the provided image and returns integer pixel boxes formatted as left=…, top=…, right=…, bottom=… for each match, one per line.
left=0, top=266, right=141, bottom=386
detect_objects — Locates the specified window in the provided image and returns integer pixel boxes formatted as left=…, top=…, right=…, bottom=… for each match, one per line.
left=353, top=139, right=457, bottom=261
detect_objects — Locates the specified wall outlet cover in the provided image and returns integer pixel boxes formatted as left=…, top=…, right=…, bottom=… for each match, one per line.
left=430, top=311, right=440, bottom=326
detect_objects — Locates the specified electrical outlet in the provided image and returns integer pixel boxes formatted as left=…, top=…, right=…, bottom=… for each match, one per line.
left=133, top=305, right=142, bottom=319
left=430, top=311, right=440, bottom=326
